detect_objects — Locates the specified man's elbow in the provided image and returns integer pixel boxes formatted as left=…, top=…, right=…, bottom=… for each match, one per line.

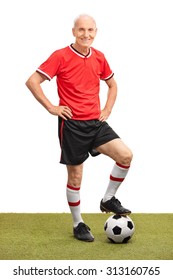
left=25, top=75, right=36, bottom=90
left=25, top=78, right=30, bottom=89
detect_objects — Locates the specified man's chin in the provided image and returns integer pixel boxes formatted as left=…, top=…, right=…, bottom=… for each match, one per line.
left=81, top=42, right=92, bottom=48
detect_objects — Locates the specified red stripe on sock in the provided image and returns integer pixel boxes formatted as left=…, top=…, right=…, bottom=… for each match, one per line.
left=67, top=184, right=80, bottom=191
left=68, top=200, right=80, bottom=207
left=110, top=175, right=124, bottom=182
left=116, top=162, right=130, bottom=169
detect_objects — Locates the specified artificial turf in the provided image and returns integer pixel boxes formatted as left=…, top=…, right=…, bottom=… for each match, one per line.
left=0, top=213, right=172, bottom=260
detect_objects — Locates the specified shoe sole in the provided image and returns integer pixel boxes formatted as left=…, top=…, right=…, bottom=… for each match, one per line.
left=74, top=236, right=94, bottom=242
left=100, top=204, right=131, bottom=216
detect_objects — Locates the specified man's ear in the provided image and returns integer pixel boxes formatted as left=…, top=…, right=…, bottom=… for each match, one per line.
left=72, top=28, right=75, bottom=37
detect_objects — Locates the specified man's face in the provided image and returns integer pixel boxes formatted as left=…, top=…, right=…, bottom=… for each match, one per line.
left=72, top=17, right=97, bottom=49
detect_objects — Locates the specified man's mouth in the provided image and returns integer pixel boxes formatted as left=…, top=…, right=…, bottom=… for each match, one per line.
left=81, top=38, right=90, bottom=43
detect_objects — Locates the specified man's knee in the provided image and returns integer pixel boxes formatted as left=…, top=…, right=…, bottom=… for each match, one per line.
left=118, top=149, right=133, bottom=166
left=67, top=165, right=83, bottom=187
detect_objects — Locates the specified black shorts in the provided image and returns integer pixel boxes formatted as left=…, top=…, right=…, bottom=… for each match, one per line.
left=58, top=118, right=119, bottom=165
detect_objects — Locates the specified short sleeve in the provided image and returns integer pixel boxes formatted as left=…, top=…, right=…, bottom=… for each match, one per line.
left=37, top=50, right=61, bottom=80
left=100, top=55, right=114, bottom=80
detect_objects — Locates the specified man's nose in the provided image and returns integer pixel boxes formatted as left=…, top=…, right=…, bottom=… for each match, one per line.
left=83, top=30, right=89, bottom=37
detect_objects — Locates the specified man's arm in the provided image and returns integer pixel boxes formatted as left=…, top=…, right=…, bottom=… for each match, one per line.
left=25, top=72, right=72, bottom=120
left=99, top=77, right=117, bottom=122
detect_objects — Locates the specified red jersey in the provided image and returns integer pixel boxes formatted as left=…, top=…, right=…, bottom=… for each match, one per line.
left=37, top=45, right=114, bottom=120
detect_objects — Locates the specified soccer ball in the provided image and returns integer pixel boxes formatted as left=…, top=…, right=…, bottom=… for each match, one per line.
left=104, top=214, right=135, bottom=243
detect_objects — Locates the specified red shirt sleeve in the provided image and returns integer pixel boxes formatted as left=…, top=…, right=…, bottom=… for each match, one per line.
left=37, top=50, right=61, bottom=80
left=97, top=52, right=114, bottom=80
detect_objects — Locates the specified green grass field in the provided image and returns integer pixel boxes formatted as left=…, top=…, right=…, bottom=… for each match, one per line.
left=0, top=213, right=172, bottom=260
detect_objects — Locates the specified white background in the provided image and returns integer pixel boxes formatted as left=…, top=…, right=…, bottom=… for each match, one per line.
left=0, top=0, right=173, bottom=213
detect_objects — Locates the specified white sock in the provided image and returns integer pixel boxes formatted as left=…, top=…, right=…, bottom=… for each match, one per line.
left=103, top=162, right=130, bottom=202
left=66, top=184, right=84, bottom=227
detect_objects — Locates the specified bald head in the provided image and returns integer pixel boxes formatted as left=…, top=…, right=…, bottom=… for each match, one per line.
left=73, top=14, right=97, bottom=29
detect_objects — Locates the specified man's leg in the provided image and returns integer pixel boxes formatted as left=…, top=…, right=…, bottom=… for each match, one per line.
left=66, top=164, right=94, bottom=241
left=96, top=138, right=133, bottom=215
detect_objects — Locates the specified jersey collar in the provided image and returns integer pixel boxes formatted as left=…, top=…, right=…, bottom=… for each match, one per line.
left=69, top=44, right=92, bottom=58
